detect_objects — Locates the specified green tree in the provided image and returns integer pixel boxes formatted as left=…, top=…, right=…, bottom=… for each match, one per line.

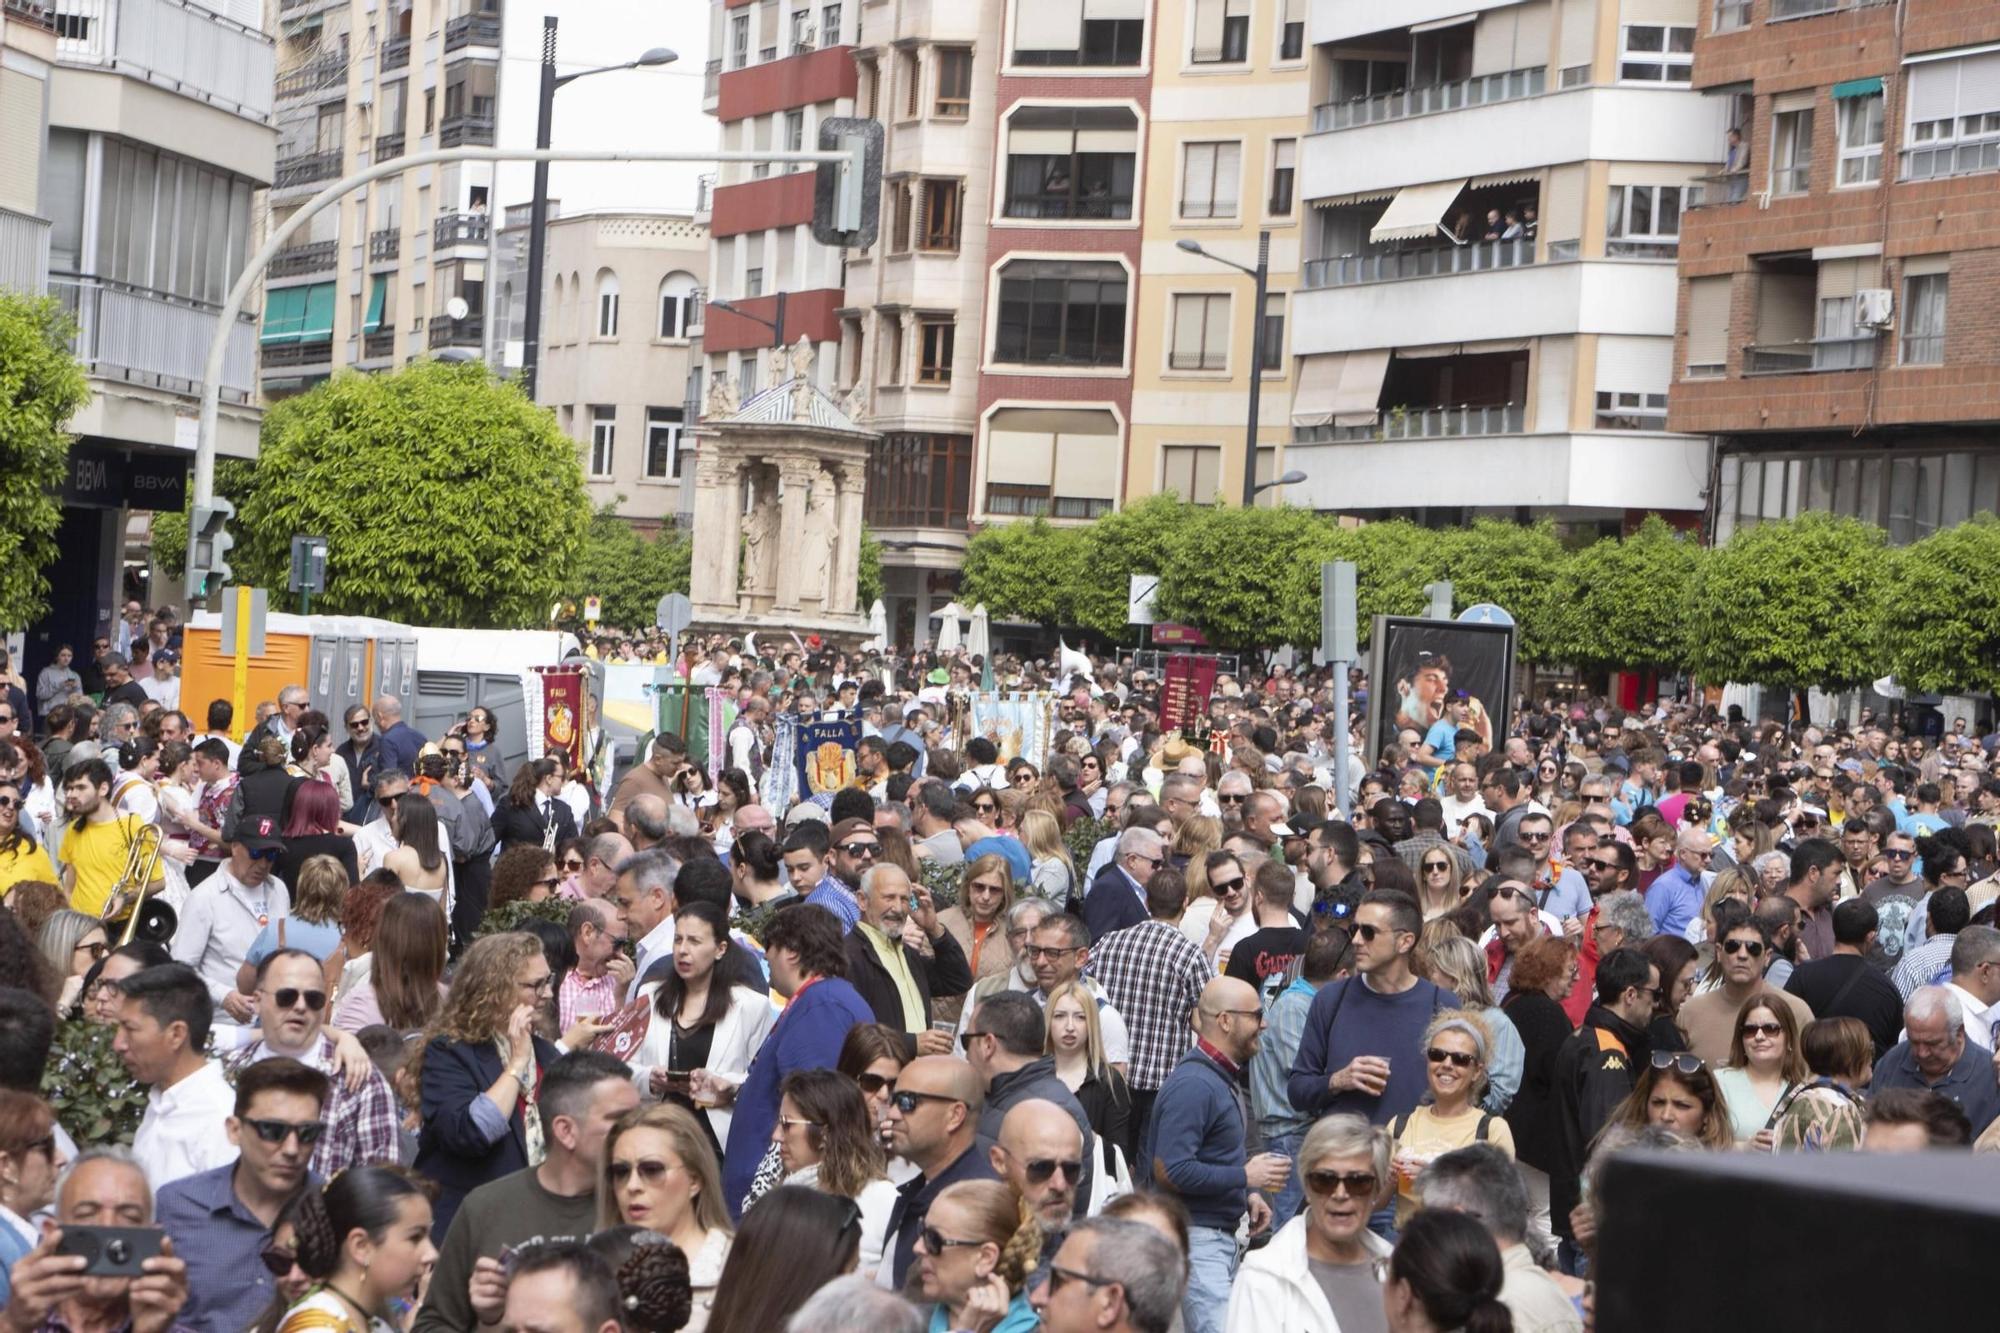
left=1071, top=493, right=1198, bottom=638
left=1153, top=505, right=1328, bottom=649
left=236, top=362, right=590, bottom=626
left=1435, top=518, right=1568, bottom=663
left=147, top=457, right=257, bottom=580
left=858, top=526, right=884, bottom=610
left=958, top=518, right=1086, bottom=626
left=1687, top=512, right=1885, bottom=689
left=1881, top=514, right=2000, bottom=694
left=1544, top=515, right=1700, bottom=670
left=565, top=507, right=691, bottom=629
left=0, top=295, right=89, bottom=628
left=1349, top=520, right=1447, bottom=644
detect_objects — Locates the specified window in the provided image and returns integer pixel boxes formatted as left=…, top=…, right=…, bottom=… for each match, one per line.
left=1267, top=139, right=1296, bottom=216
left=423, top=88, right=435, bottom=132
left=643, top=407, right=684, bottom=478
left=1714, top=0, right=1750, bottom=31
left=920, top=179, right=962, bottom=251
left=758, top=0, right=778, bottom=60
left=1261, top=293, right=1284, bottom=370
left=860, top=57, right=880, bottom=120
left=994, top=259, right=1128, bottom=366
left=881, top=316, right=904, bottom=384
left=595, top=271, right=620, bottom=336
left=899, top=50, right=920, bottom=119
left=785, top=109, right=806, bottom=161
left=889, top=181, right=912, bottom=252
left=918, top=317, right=954, bottom=383
left=984, top=408, right=1119, bottom=517
left=1003, top=106, right=1139, bottom=220
left=821, top=2, right=841, bottom=41
left=1685, top=274, right=1731, bottom=377
left=746, top=266, right=764, bottom=296
left=1619, top=26, right=1692, bottom=83
left=1013, top=0, right=1144, bottom=67
left=658, top=271, right=698, bottom=339
left=1162, top=444, right=1222, bottom=504
left=1903, top=52, right=2000, bottom=181
left=1168, top=293, right=1230, bottom=370
left=589, top=406, right=616, bottom=476
left=1190, top=0, right=1249, bottom=64
left=790, top=6, right=813, bottom=52
left=1606, top=185, right=1682, bottom=256
left=864, top=433, right=973, bottom=528
left=1594, top=391, right=1668, bottom=430
left=751, top=116, right=772, bottom=179
left=1279, top=0, right=1303, bottom=60
left=1837, top=91, right=1884, bottom=186
left=935, top=48, right=972, bottom=117
left=1179, top=141, right=1240, bottom=220
left=1770, top=107, right=1813, bottom=195
left=1903, top=272, right=1946, bottom=364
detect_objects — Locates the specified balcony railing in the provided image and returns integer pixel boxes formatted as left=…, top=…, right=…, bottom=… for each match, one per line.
left=428, top=315, right=482, bottom=348
left=1312, top=66, right=1545, bottom=132
left=374, top=132, right=405, bottom=161
left=1901, top=136, right=2000, bottom=182
left=1744, top=336, right=1877, bottom=374
left=382, top=34, right=409, bottom=70
left=275, top=54, right=346, bottom=99
left=444, top=12, right=498, bottom=50
left=56, top=0, right=276, bottom=123
left=1687, top=170, right=1749, bottom=207
left=51, top=272, right=256, bottom=400
left=275, top=148, right=342, bottom=190
left=439, top=113, right=494, bottom=147
left=1605, top=239, right=1679, bottom=259
left=704, top=57, right=720, bottom=98
left=1298, top=402, right=1526, bottom=444
left=0, top=206, right=51, bottom=295
left=1302, top=237, right=1537, bottom=290
left=262, top=337, right=333, bottom=367
left=1769, top=0, right=1889, bottom=18
left=362, top=329, right=396, bottom=360
left=999, top=191, right=1134, bottom=221
left=267, top=239, right=336, bottom=278
left=433, top=212, right=490, bottom=248
left=368, top=228, right=399, bottom=261
left=3, top=0, right=56, bottom=30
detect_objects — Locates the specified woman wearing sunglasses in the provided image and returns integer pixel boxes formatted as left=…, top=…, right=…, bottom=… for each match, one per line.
left=937, top=854, right=1017, bottom=1027
left=909, top=1179, right=1042, bottom=1333
left=836, top=1024, right=911, bottom=1166
left=1714, top=995, right=1809, bottom=1149
left=599, top=1104, right=733, bottom=1333
left=1413, top=847, right=1466, bottom=922
left=770, top=1068, right=898, bottom=1279
left=1227, top=1113, right=1393, bottom=1333
left=34, top=908, right=108, bottom=1017
left=248, top=1192, right=318, bottom=1333
left=1387, top=1012, right=1515, bottom=1226
left=1606, top=1052, right=1735, bottom=1149
left=0, top=1090, right=66, bottom=1305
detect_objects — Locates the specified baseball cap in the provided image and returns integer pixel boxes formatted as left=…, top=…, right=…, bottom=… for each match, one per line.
left=829, top=818, right=876, bottom=847
left=236, top=815, right=284, bottom=853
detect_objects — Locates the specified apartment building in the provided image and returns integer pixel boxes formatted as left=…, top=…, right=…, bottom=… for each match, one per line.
left=1669, top=0, right=2000, bottom=542
left=1287, top=0, right=1720, bottom=532
left=1130, top=0, right=1308, bottom=507
left=1, top=0, right=55, bottom=295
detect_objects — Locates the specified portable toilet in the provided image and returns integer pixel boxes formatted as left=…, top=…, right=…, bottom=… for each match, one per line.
left=183, top=611, right=417, bottom=738
left=412, top=627, right=582, bottom=776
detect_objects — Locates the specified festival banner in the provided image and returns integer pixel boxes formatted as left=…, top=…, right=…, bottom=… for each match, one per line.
left=797, top=717, right=864, bottom=797
left=967, top=692, right=1058, bottom=768
left=1161, top=655, right=1220, bottom=733
left=533, top=666, right=586, bottom=772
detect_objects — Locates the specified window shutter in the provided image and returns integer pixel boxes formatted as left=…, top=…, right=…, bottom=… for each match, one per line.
left=1202, top=295, right=1231, bottom=367
left=1685, top=276, right=1731, bottom=370
left=759, top=0, right=779, bottom=46
left=1172, top=294, right=1205, bottom=364
left=987, top=425, right=1056, bottom=485
left=1182, top=144, right=1215, bottom=213
left=1905, top=59, right=1958, bottom=125
left=913, top=183, right=930, bottom=249
left=1213, top=144, right=1241, bottom=216
left=1556, top=0, right=1595, bottom=72
left=1084, top=0, right=1144, bottom=17
left=1283, top=0, right=1304, bottom=22
left=1193, top=446, right=1220, bottom=503
left=1593, top=335, right=1673, bottom=393
left=1018, top=0, right=1084, bottom=50
left=1052, top=428, right=1120, bottom=500
left=1959, top=51, right=2000, bottom=117
left=1192, top=0, right=1225, bottom=60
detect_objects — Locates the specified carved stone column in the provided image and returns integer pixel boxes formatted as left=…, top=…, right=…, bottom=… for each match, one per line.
left=831, top=465, right=867, bottom=615
left=690, top=447, right=744, bottom=614
left=771, top=456, right=818, bottom=612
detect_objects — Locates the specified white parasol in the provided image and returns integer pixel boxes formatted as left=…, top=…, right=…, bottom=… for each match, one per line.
left=967, top=603, right=991, bottom=665
left=933, top=601, right=964, bottom=653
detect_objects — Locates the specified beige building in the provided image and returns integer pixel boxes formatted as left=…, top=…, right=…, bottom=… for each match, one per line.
left=536, top=210, right=708, bottom=530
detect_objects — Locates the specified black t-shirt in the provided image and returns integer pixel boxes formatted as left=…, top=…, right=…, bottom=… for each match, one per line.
left=106, top=680, right=149, bottom=709
left=1784, top=953, right=1905, bottom=1059
left=1226, top=923, right=1310, bottom=1004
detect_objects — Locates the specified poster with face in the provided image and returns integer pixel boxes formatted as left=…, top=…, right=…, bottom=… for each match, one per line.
left=1367, top=617, right=1516, bottom=763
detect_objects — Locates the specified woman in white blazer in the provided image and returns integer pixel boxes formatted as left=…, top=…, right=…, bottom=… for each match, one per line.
left=626, top=901, right=776, bottom=1146
left=1227, top=1114, right=1396, bottom=1333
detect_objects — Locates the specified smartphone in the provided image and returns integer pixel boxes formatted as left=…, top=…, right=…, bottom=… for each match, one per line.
left=57, top=1226, right=164, bottom=1277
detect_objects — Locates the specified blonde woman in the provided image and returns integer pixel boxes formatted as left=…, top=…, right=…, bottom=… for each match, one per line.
left=600, top=1103, right=734, bottom=1333
left=1174, top=815, right=1225, bottom=900
left=910, top=1180, right=1045, bottom=1333
left=1416, top=936, right=1525, bottom=1116
left=936, top=853, right=1015, bottom=1026
left=237, top=853, right=349, bottom=993
left=1386, top=1010, right=1515, bottom=1225
left=1686, top=866, right=1757, bottom=948
left=1020, top=810, right=1076, bottom=905
left=1045, top=978, right=1130, bottom=1204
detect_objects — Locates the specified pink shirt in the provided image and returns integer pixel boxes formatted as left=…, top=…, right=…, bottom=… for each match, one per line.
left=559, top=968, right=621, bottom=1031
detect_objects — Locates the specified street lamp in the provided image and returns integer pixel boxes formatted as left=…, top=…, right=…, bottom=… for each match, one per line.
left=703, top=291, right=788, bottom=349
left=521, top=18, right=676, bottom=399
left=1252, top=468, right=1308, bottom=497
left=1178, top=232, right=1271, bottom=508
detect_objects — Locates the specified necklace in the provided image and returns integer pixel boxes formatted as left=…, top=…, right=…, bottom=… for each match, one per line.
left=325, top=1281, right=375, bottom=1330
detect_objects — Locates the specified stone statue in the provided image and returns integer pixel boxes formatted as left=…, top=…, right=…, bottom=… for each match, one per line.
left=703, top=371, right=737, bottom=419
left=790, top=334, right=815, bottom=380
left=802, top=469, right=838, bottom=606
left=791, top=369, right=813, bottom=419
left=740, top=476, right=780, bottom=601
left=841, top=381, right=870, bottom=423
left=766, top=342, right=790, bottom=389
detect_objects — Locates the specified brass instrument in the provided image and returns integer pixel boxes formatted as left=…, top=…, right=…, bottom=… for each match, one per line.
left=100, top=823, right=175, bottom=946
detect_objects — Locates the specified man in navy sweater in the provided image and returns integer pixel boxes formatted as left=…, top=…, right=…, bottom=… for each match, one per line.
left=1143, top=976, right=1293, bottom=1333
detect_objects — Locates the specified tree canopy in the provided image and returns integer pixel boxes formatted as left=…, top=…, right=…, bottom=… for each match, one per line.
left=1687, top=512, right=1886, bottom=691
left=0, top=295, right=89, bottom=629
left=1543, top=515, right=1700, bottom=671
left=1881, top=514, right=2000, bottom=696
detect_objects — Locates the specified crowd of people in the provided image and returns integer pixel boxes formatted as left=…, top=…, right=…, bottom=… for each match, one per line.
left=7, top=617, right=2000, bottom=1333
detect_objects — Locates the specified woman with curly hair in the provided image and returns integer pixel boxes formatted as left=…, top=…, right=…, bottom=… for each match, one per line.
left=1604, top=1052, right=1736, bottom=1149
left=489, top=845, right=562, bottom=910
left=909, top=1179, right=1043, bottom=1333
left=411, top=932, right=564, bottom=1237
left=277, top=1165, right=436, bottom=1333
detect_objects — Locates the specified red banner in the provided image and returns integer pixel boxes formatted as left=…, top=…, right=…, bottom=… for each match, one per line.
left=1151, top=623, right=1209, bottom=646
left=1161, top=654, right=1219, bottom=733
left=536, top=666, right=586, bottom=772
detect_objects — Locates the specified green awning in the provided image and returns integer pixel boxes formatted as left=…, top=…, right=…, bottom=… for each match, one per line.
left=363, top=277, right=388, bottom=333
left=1831, top=76, right=1883, bottom=99
left=299, top=283, right=335, bottom=341
left=260, top=287, right=305, bottom=345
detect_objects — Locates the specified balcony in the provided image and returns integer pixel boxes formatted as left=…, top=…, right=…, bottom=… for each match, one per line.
left=439, top=113, right=494, bottom=147
left=381, top=34, right=409, bottom=71
left=984, top=485, right=1109, bottom=520
left=3, top=0, right=55, bottom=30
left=1297, top=402, right=1525, bottom=444
left=704, top=57, right=720, bottom=100
left=274, top=148, right=342, bottom=190
left=1743, top=336, right=1877, bottom=374
left=444, top=12, right=498, bottom=50
left=51, top=272, right=257, bottom=401
left=368, top=228, right=399, bottom=262
left=1288, top=430, right=1710, bottom=512
left=374, top=132, right=405, bottom=161
left=1686, top=170, right=1749, bottom=208
left=55, top=0, right=277, bottom=123
left=1312, top=67, right=1546, bottom=133
left=427, top=315, right=482, bottom=349
left=275, top=53, right=346, bottom=100
left=362, top=329, right=396, bottom=360
left=267, top=239, right=336, bottom=278
left=1768, top=0, right=1890, bottom=19
left=1303, top=237, right=1536, bottom=290
left=261, top=336, right=332, bottom=367
left=433, top=212, right=490, bottom=248
left=0, top=206, right=51, bottom=295
left=1901, top=134, right=2000, bottom=183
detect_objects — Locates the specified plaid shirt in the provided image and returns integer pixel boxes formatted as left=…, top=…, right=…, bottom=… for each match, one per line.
left=1088, top=919, right=1214, bottom=1091
left=560, top=967, right=623, bottom=1031
left=225, top=1033, right=402, bottom=1178
left=191, top=774, right=238, bottom=859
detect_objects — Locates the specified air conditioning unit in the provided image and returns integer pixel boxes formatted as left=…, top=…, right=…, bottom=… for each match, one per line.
left=1856, top=287, right=1894, bottom=328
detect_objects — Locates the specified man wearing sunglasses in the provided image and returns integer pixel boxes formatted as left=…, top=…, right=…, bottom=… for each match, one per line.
left=223, top=950, right=400, bottom=1179
left=1082, top=827, right=1166, bottom=943
left=1677, top=918, right=1814, bottom=1066
left=158, top=1057, right=328, bottom=1333
left=989, top=1098, right=1088, bottom=1231
left=168, top=819, right=291, bottom=1025
left=878, top=1055, right=998, bottom=1291
left=1643, top=828, right=1716, bottom=937
left=1030, top=1216, right=1182, bottom=1333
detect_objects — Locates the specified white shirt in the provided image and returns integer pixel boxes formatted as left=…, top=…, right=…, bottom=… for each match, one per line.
left=170, top=866, right=290, bottom=1008
left=353, top=817, right=398, bottom=876
left=194, top=731, right=242, bottom=767
left=1440, top=794, right=1493, bottom=838
left=140, top=675, right=181, bottom=710
left=633, top=914, right=677, bottom=983
left=132, top=1060, right=238, bottom=1191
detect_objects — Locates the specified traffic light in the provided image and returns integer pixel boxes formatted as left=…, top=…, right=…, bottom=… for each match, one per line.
left=187, top=498, right=236, bottom=601
left=812, top=117, right=883, bottom=250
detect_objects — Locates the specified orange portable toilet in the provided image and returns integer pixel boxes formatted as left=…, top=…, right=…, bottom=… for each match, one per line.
left=182, top=611, right=417, bottom=739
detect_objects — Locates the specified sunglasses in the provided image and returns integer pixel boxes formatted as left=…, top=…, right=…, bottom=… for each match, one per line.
left=268, top=988, right=327, bottom=1011
left=1421, top=860, right=1450, bottom=873
left=0, top=715, right=13, bottom=724
left=1740, top=1021, right=1784, bottom=1038
left=242, top=1118, right=325, bottom=1145
left=855, top=1072, right=897, bottom=1096
left=608, top=1158, right=677, bottom=1185
left=1720, top=939, right=1766, bottom=958
left=1022, top=1157, right=1083, bottom=1185
left=1519, top=831, right=1551, bottom=844
left=1883, top=849, right=1915, bottom=860
left=1426, top=1047, right=1478, bottom=1069
left=840, top=841, right=881, bottom=858
left=1046, top=1265, right=1116, bottom=1297
left=1306, top=1169, right=1379, bottom=1198
left=1022, top=944, right=1079, bottom=962
left=249, top=846, right=282, bottom=862
left=972, top=802, right=997, bottom=814
left=891, top=1089, right=959, bottom=1114
left=259, top=1246, right=299, bottom=1277
left=533, top=876, right=561, bottom=890
left=1651, top=1052, right=1705, bottom=1075
left=1354, top=922, right=1399, bottom=943
left=1217, top=793, right=1247, bottom=805
left=563, top=858, right=584, bottom=872
left=0, top=797, right=19, bottom=812
left=1210, top=877, right=1246, bottom=895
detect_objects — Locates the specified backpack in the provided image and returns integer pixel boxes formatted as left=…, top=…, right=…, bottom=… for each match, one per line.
left=1389, top=1107, right=1494, bottom=1141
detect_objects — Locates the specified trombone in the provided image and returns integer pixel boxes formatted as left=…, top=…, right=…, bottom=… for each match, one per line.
left=100, top=823, right=174, bottom=946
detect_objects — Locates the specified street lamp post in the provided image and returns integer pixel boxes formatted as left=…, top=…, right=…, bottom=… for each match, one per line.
left=520, top=18, right=675, bottom=400
left=1178, top=231, right=1270, bottom=507
left=704, top=290, right=788, bottom=349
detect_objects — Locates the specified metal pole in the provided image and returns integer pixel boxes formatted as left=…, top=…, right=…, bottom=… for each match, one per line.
left=1240, top=230, right=1270, bottom=507
left=773, top=289, right=787, bottom=348
left=1332, top=665, right=1352, bottom=823
left=520, top=15, right=558, bottom=402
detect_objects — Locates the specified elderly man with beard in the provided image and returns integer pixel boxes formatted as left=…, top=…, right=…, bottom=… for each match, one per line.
left=842, top=863, right=971, bottom=1057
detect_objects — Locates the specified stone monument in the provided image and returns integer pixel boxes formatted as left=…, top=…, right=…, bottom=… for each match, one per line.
left=688, top=338, right=877, bottom=645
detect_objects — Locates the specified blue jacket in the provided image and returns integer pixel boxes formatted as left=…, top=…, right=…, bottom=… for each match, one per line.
left=1144, top=1045, right=1250, bottom=1230
left=414, top=1033, right=564, bottom=1240
left=1082, top=863, right=1147, bottom=942
left=722, top=975, right=875, bottom=1216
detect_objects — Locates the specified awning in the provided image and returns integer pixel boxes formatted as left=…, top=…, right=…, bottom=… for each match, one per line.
left=1409, top=12, right=1475, bottom=32
left=260, top=287, right=305, bottom=346
left=1470, top=170, right=1540, bottom=189
left=1311, top=188, right=1396, bottom=210
left=362, top=277, right=388, bottom=334
left=1369, top=178, right=1466, bottom=244
left=1831, top=76, right=1884, bottom=99
left=299, top=283, right=335, bottom=341
left=1291, top=350, right=1391, bottom=428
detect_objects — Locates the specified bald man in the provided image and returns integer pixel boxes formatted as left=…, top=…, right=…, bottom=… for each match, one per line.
left=372, top=693, right=427, bottom=773
left=991, top=1098, right=1088, bottom=1230
left=1144, top=977, right=1291, bottom=1333
left=624, top=794, right=669, bottom=851
left=1647, top=828, right=1717, bottom=936
left=879, top=1055, right=999, bottom=1291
